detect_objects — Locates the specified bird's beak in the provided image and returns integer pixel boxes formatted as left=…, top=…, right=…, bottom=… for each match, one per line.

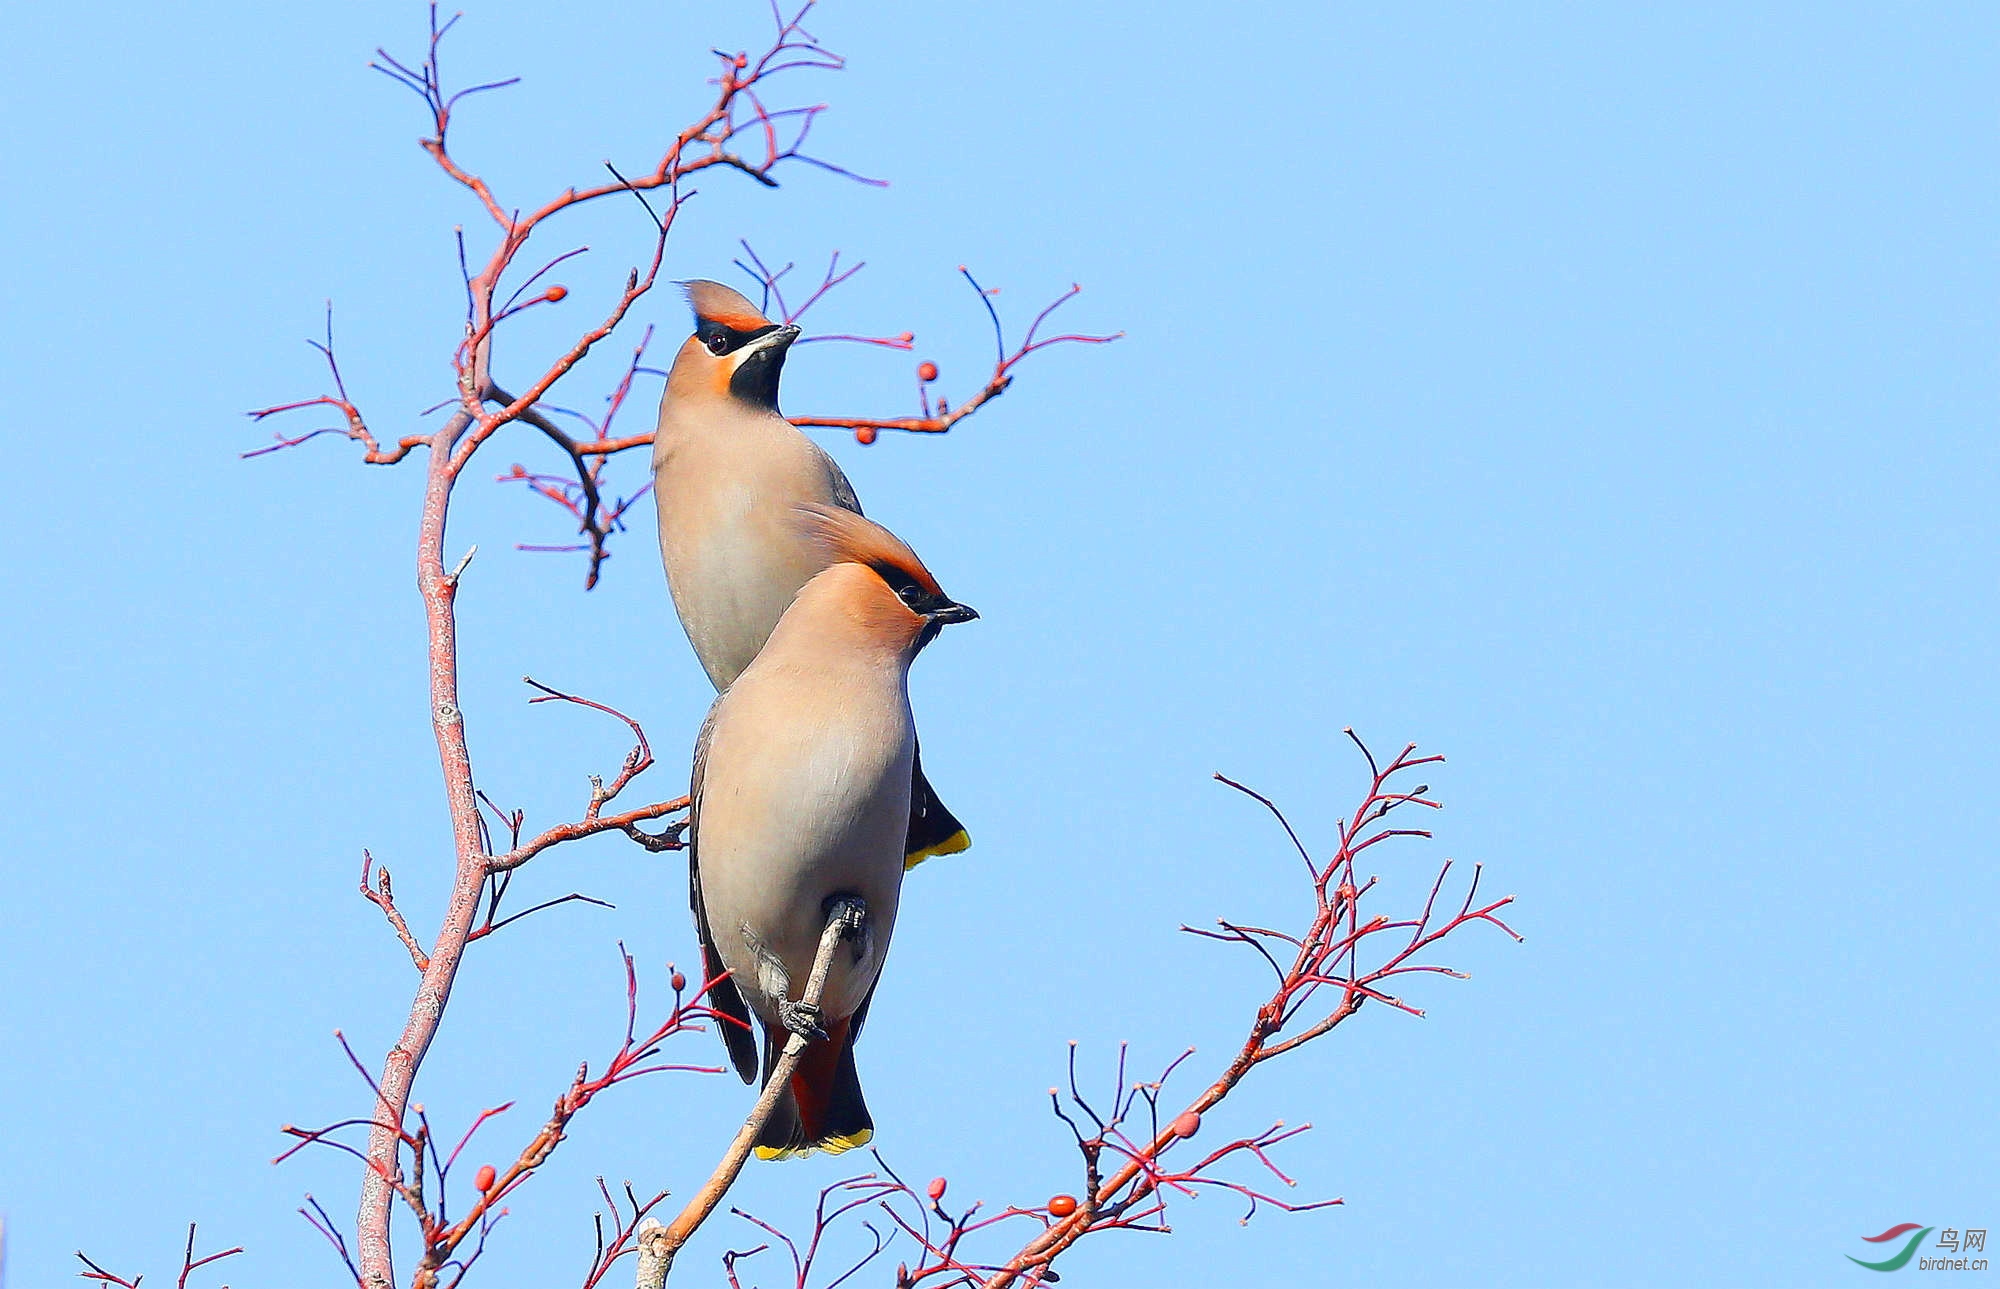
left=746, top=323, right=801, bottom=354
left=928, top=602, right=978, bottom=626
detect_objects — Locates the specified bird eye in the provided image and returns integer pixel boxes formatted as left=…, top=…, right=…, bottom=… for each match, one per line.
left=705, top=333, right=731, bottom=356
left=897, top=584, right=926, bottom=609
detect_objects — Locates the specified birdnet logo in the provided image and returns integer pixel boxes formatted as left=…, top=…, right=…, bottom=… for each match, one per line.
left=1849, top=1225, right=1933, bottom=1272
left=1846, top=1223, right=1991, bottom=1273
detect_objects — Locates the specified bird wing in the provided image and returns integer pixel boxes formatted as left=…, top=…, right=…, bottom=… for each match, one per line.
left=849, top=971, right=881, bottom=1043
left=690, top=699, right=759, bottom=1083
left=903, top=735, right=972, bottom=869
left=812, top=440, right=864, bottom=516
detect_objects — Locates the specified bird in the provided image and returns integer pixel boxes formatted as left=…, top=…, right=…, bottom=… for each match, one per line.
left=652, top=280, right=972, bottom=870
left=689, top=502, right=978, bottom=1158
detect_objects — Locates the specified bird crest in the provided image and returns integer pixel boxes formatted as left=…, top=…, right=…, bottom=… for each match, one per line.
left=683, top=279, right=773, bottom=332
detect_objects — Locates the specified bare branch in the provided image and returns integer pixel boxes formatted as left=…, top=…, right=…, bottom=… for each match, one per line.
left=649, top=903, right=865, bottom=1276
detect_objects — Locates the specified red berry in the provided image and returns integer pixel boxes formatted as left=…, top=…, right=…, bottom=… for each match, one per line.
left=917, top=361, right=939, bottom=383
left=544, top=285, right=568, bottom=303
left=733, top=53, right=747, bottom=68
left=855, top=427, right=878, bottom=445
left=1047, top=1194, right=1078, bottom=1217
left=474, top=1164, right=497, bottom=1193
left=1171, top=1111, right=1201, bottom=1139
left=509, top=464, right=526, bottom=477
left=927, top=1176, right=947, bottom=1201
left=670, top=971, right=687, bottom=993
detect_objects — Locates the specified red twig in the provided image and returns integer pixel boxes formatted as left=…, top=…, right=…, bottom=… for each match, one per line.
left=976, top=736, right=1517, bottom=1286
left=568, top=268, right=1119, bottom=459
left=342, top=669, right=687, bottom=1285
left=496, top=324, right=661, bottom=580
left=732, top=242, right=916, bottom=350
left=483, top=677, right=689, bottom=873
left=282, top=950, right=729, bottom=1289
left=728, top=1175, right=902, bottom=1289
left=302, top=1193, right=364, bottom=1285
left=244, top=304, right=427, bottom=465
left=698, top=737, right=1516, bottom=1287
left=579, top=1181, right=673, bottom=1289
left=791, top=271, right=1121, bottom=443
left=360, top=850, right=430, bottom=972
left=250, top=1, right=876, bottom=590
left=75, top=1224, right=244, bottom=1289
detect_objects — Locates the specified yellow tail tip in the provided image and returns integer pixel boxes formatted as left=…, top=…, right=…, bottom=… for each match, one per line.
left=904, top=829, right=972, bottom=871
left=819, top=1127, right=873, bottom=1155
left=754, top=1127, right=874, bottom=1161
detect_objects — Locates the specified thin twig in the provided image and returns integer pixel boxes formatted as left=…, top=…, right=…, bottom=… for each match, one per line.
left=651, top=902, right=862, bottom=1276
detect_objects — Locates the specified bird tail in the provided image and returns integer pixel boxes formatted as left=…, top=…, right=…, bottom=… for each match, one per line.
left=904, top=746, right=972, bottom=870
left=754, top=1015, right=874, bottom=1160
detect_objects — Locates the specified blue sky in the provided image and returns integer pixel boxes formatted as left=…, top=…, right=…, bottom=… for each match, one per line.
left=2, top=3, right=1994, bottom=1286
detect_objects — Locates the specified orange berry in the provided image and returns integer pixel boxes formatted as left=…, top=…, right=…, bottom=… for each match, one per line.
left=733, top=53, right=747, bottom=68
left=474, top=1164, right=497, bottom=1193
left=544, top=285, right=568, bottom=302
left=917, top=361, right=938, bottom=382
left=509, top=464, right=526, bottom=477
left=1171, top=1111, right=1201, bottom=1139
left=1047, top=1194, right=1078, bottom=1217
left=927, top=1176, right=947, bottom=1201
left=855, top=427, right=878, bottom=445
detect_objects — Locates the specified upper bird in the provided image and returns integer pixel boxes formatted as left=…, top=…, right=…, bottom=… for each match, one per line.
left=652, top=280, right=971, bottom=868
left=690, top=503, right=979, bottom=1158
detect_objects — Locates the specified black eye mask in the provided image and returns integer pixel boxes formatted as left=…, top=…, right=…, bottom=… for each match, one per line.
left=696, top=319, right=781, bottom=356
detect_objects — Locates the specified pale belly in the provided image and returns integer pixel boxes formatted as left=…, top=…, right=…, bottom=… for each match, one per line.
left=697, top=695, right=915, bottom=1025
left=661, top=482, right=827, bottom=690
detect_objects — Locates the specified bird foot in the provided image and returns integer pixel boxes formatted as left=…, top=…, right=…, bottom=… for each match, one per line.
left=778, top=998, right=827, bottom=1042
left=825, top=894, right=868, bottom=941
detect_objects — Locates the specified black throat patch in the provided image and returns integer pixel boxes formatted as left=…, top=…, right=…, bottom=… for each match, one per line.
left=695, top=320, right=790, bottom=409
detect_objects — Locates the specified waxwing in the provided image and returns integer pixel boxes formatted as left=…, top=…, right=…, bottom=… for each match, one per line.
left=690, top=504, right=978, bottom=1157
left=653, top=280, right=970, bottom=869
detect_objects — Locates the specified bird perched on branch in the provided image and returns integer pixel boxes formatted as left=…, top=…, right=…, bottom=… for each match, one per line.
left=652, top=280, right=972, bottom=870
left=690, top=504, right=978, bottom=1157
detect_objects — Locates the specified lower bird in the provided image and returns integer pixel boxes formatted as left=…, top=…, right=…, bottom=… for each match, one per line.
left=689, top=504, right=978, bottom=1158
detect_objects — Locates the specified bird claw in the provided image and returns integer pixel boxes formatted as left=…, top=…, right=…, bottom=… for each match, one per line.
left=778, top=998, right=827, bottom=1041
left=826, top=894, right=868, bottom=941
